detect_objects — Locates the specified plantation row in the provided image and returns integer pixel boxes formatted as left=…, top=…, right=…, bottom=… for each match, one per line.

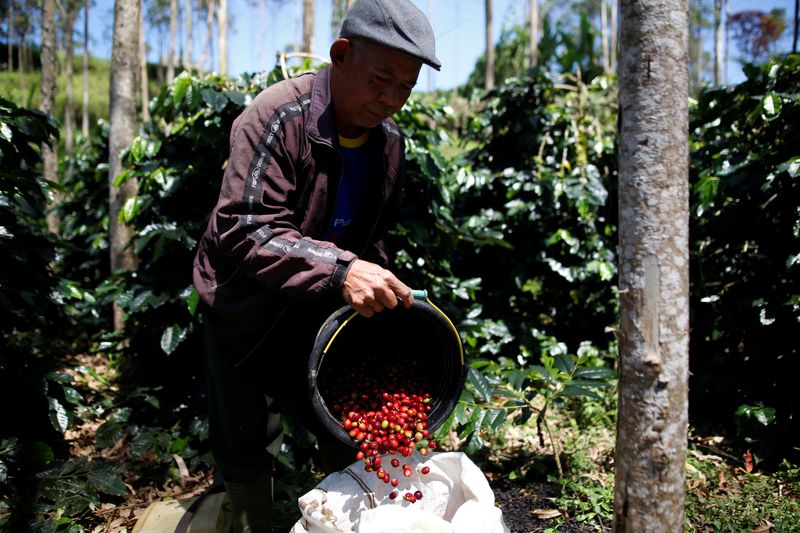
left=1, top=54, right=798, bottom=529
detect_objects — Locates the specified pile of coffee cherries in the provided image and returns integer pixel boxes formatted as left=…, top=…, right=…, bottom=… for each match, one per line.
left=320, top=358, right=438, bottom=503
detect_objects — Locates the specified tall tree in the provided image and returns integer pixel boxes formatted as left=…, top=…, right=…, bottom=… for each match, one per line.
left=198, top=0, right=214, bottom=74
left=484, top=0, right=494, bottom=90
left=528, top=0, right=538, bottom=67
left=601, top=0, right=610, bottom=73
left=182, top=0, right=192, bottom=68
left=611, top=0, right=618, bottom=70
left=138, top=0, right=150, bottom=121
left=714, top=0, right=724, bottom=84
left=302, top=0, right=314, bottom=53
left=689, top=0, right=711, bottom=89
left=167, top=0, right=177, bottom=82
left=60, top=0, right=81, bottom=155
left=40, top=0, right=58, bottom=233
left=6, top=0, right=12, bottom=73
left=108, top=0, right=141, bottom=331
left=331, top=0, right=355, bottom=40
left=81, top=0, right=90, bottom=137
left=613, top=0, right=690, bottom=530
left=218, top=0, right=227, bottom=73
left=16, top=0, right=29, bottom=88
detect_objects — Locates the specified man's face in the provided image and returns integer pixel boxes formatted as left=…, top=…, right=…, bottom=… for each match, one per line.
left=331, top=39, right=423, bottom=137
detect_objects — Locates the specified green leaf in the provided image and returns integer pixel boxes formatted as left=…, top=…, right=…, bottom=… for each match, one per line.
left=0, top=121, right=12, bottom=141
left=555, top=352, right=575, bottom=374
left=187, top=287, right=200, bottom=316
left=560, top=385, right=602, bottom=400
left=161, top=324, right=188, bottom=355
left=574, top=367, right=616, bottom=380
left=530, top=365, right=553, bottom=381
left=513, top=407, right=533, bottom=426
left=172, top=75, right=192, bottom=106
left=760, top=93, right=782, bottom=120
left=46, top=371, right=73, bottom=384
left=467, top=367, right=493, bottom=402
left=88, top=470, right=128, bottom=497
left=201, top=89, right=229, bottom=112
left=458, top=407, right=487, bottom=440
left=48, top=397, right=70, bottom=433
left=777, top=156, right=800, bottom=178
left=485, top=408, right=507, bottom=431
left=225, top=90, right=247, bottom=106
left=61, top=386, right=84, bottom=405
left=95, top=421, right=124, bottom=449
left=119, top=196, right=138, bottom=224
left=508, top=369, right=529, bottom=391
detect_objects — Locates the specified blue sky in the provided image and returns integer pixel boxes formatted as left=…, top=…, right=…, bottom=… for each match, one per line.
left=88, top=0, right=797, bottom=91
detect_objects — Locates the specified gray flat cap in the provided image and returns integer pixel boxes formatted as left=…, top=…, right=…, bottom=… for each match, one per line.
left=340, top=0, right=441, bottom=71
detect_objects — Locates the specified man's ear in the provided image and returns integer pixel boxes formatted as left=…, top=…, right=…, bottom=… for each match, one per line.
left=329, top=38, right=352, bottom=67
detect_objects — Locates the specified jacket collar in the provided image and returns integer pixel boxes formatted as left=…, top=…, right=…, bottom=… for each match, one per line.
left=306, top=66, right=337, bottom=146
left=307, top=65, right=393, bottom=147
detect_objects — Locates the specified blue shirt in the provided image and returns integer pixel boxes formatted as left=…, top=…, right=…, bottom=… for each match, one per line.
left=326, top=131, right=373, bottom=244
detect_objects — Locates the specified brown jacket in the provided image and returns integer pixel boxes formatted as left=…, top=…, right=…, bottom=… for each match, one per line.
left=193, top=66, right=406, bottom=341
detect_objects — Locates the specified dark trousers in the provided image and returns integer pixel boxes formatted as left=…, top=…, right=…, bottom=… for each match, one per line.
left=203, top=304, right=354, bottom=484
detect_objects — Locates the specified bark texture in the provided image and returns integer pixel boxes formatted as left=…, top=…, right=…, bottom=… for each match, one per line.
left=528, top=0, right=538, bottom=68
left=62, top=3, right=79, bottom=154
left=218, top=0, right=228, bottom=73
left=109, top=0, right=141, bottom=331
left=302, top=0, right=315, bottom=54
left=82, top=0, right=90, bottom=137
left=40, top=0, right=58, bottom=234
left=167, top=0, right=177, bottom=82
left=613, top=0, right=690, bottom=531
left=139, top=5, right=150, bottom=122
left=714, top=0, right=724, bottom=85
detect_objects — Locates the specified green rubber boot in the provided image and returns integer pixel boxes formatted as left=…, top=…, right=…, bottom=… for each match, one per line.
left=224, top=470, right=273, bottom=533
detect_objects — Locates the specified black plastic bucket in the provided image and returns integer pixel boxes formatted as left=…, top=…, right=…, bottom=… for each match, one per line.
left=308, top=294, right=466, bottom=447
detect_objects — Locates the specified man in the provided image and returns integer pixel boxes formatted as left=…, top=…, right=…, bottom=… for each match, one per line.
left=192, top=0, right=441, bottom=530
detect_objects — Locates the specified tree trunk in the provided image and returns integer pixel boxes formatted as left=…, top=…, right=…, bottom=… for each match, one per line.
left=17, top=19, right=24, bottom=88
left=183, top=0, right=193, bottom=69
left=218, top=0, right=227, bottom=73
left=724, top=0, right=729, bottom=83
left=7, top=0, right=12, bottom=73
left=714, top=0, right=723, bottom=85
left=167, top=0, right=177, bottom=82
left=109, top=0, right=141, bottom=332
left=199, top=0, right=214, bottom=75
left=611, top=0, right=618, bottom=70
left=528, top=0, right=538, bottom=68
left=139, top=4, right=150, bottom=122
left=40, top=0, right=58, bottom=234
left=793, top=0, right=798, bottom=54
left=484, top=0, right=494, bottom=90
left=302, top=0, right=314, bottom=54
left=695, top=24, right=702, bottom=88
left=63, top=5, right=79, bottom=156
left=82, top=0, right=90, bottom=137
left=613, top=0, right=689, bottom=531
left=601, top=0, right=610, bottom=73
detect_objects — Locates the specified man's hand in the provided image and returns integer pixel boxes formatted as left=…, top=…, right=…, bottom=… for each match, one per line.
left=342, top=259, right=414, bottom=317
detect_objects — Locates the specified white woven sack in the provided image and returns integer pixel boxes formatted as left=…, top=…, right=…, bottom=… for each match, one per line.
left=290, top=451, right=509, bottom=533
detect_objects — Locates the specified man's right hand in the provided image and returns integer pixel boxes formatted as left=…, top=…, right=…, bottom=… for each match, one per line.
left=341, top=259, right=414, bottom=317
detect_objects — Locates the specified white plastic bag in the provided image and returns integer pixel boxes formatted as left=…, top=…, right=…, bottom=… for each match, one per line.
left=290, top=451, right=509, bottom=533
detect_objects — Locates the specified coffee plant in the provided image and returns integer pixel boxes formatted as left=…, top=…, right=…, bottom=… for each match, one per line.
left=689, top=54, right=800, bottom=463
